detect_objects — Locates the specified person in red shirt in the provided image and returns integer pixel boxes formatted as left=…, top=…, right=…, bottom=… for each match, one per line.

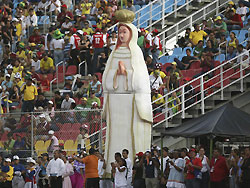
left=226, top=9, right=243, bottom=31
left=57, top=4, right=74, bottom=26
left=210, top=148, right=229, bottom=188
left=29, top=27, right=44, bottom=45
left=91, top=28, right=104, bottom=74
left=185, top=148, right=202, bottom=188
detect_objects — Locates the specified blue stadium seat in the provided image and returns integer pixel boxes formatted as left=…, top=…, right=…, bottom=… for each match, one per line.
left=90, top=21, right=97, bottom=27
left=135, top=5, right=141, bottom=11
left=168, top=55, right=177, bottom=62
left=177, top=0, right=186, bottom=6
left=159, top=56, right=169, bottom=64
left=215, top=54, right=225, bottom=62
left=141, top=5, right=150, bottom=15
left=238, top=37, right=246, bottom=44
left=239, top=30, right=248, bottom=39
left=38, top=16, right=50, bottom=25
left=139, top=19, right=148, bottom=28
left=152, top=4, right=162, bottom=21
left=173, top=47, right=182, bottom=55
left=165, top=0, right=174, bottom=13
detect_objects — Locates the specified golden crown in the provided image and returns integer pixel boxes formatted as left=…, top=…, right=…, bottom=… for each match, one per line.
left=115, top=9, right=135, bottom=23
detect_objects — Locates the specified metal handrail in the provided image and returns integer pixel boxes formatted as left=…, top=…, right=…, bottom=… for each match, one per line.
left=56, top=61, right=65, bottom=89
left=79, top=61, right=87, bottom=76
left=50, top=78, right=57, bottom=95
left=152, top=49, right=250, bottom=128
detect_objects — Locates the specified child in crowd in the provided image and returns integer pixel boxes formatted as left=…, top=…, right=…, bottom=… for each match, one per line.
left=112, top=158, right=128, bottom=188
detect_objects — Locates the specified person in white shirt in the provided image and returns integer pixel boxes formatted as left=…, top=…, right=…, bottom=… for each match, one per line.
left=122, top=149, right=133, bottom=188
left=36, top=0, right=50, bottom=16
left=47, top=130, right=59, bottom=158
left=51, top=30, right=65, bottom=65
left=48, top=0, right=61, bottom=14
left=112, top=158, right=128, bottom=188
left=31, top=53, right=41, bottom=72
left=46, top=150, right=65, bottom=188
left=152, top=29, right=161, bottom=64
left=236, top=44, right=248, bottom=65
left=61, top=94, right=75, bottom=110
left=61, top=15, right=73, bottom=32
left=149, top=70, right=163, bottom=90
left=160, top=147, right=170, bottom=173
left=26, top=8, right=37, bottom=35
left=236, top=1, right=247, bottom=21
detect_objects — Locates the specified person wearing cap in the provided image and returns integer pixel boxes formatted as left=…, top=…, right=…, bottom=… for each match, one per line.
left=75, top=97, right=89, bottom=121
left=150, top=63, right=166, bottom=80
left=21, top=77, right=38, bottom=112
left=225, top=9, right=243, bottom=31
left=29, top=27, right=43, bottom=45
left=16, top=42, right=28, bottom=63
left=212, top=16, right=228, bottom=38
left=12, top=60, right=24, bottom=78
left=151, top=29, right=162, bottom=64
left=24, top=158, right=37, bottom=188
left=144, top=29, right=153, bottom=58
left=12, top=155, right=25, bottom=188
left=6, top=64, right=15, bottom=82
left=1, top=73, right=13, bottom=91
left=31, top=53, right=41, bottom=72
left=86, top=90, right=101, bottom=108
left=151, top=88, right=165, bottom=114
left=185, top=148, right=202, bottom=188
left=132, top=152, right=145, bottom=188
left=47, top=130, right=59, bottom=158
left=76, top=125, right=89, bottom=152
left=69, top=28, right=82, bottom=65
left=82, top=21, right=94, bottom=35
left=189, top=24, right=207, bottom=47
left=26, top=7, right=38, bottom=35
left=0, top=158, right=14, bottom=187
left=91, top=28, right=105, bottom=73
left=57, top=4, right=73, bottom=25
left=51, top=30, right=65, bottom=65
left=40, top=52, right=55, bottom=74
left=61, top=15, right=73, bottom=33
left=149, top=65, right=164, bottom=90
left=72, top=148, right=100, bottom=188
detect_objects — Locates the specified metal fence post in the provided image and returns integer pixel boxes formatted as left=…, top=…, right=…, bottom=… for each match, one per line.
left=240, top=58, right=244, bottom=92
left=181, top=86, right=185, bottom=119
left=216, top=0, right=219, bottom=15
left=99, top=110, right=103, bottom=153
left=150, top=3, right=152, bottom=31
left=162, top=0, right=165, bottom=30
left=220, top=65, right=224, bottom=100
left=174, top=0, right=177, bottom=18
left=165, top=95, right=169, bottom=128
left=31, top=112, right=34, bottom=157
left=200, top=76, right=205, bottom=115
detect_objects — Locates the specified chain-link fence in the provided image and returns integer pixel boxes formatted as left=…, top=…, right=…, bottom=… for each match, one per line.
left=0, top=109, right=106, bottom=159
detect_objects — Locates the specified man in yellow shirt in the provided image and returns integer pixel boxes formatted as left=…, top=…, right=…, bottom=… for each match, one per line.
left=14, top=73, right=25, bottom=89
left=150, top=63, right=167, bottom=80
left=40, top=53, right=55, bottom=74
left=81, top=0, right=92, bottom=16
left=21, top=77, right=38, bottom=112
left=189, top=24, right=207, bottom=46
left=0, top=158, right=14, bottom=187
left=13, top=59, right=24, bottom=76
left=82, top=21, right=94, bottom=35
left=152, top=89, right=165, bottom=114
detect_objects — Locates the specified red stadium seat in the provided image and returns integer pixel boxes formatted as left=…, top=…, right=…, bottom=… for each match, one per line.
left=189, top=61, right=200, bottom=69
left=65, top=65, right=77, bottom=76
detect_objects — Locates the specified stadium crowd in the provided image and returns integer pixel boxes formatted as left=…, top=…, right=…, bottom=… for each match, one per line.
left=0, top=143, right=250, bottom=188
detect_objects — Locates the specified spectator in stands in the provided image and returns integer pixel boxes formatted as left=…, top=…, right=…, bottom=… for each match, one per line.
left=31, top=53, right=41, bottom=72
left=144, top=29, right=153, bottom=58
left=151, top=89, right=165, bottom=114
left=149, top=64, right=164, bottom=90
left=82, top=21, right=94, bottom=35
left=218, top=34, right=227, bottom=54
left=75, top=97, right=89, bottom=122
left=61, top=93, right=76, bottom=110
left=210, top=148, right=229, bottom=187
left=203, top=40, right=219, bottom=58
left=40, top=52, right=55, bottom=74
left=76, top=125, right=89, bottom=152
left=51, top=30, right=65, bottom=66
left=35, top=93, right=48, bottom=109
left=21, top=76, right=38, bottom=112
left=146, top=55, right=155, bottom=74
left=127, top=0, right=136, bottom=12
left=4, top=133, right=15, bottom=152
left=194, top=53, right=214, bottom=79
left=184, top=77, right=195, bottom=106
left=236, top=1, right=247, bottom=22
left=61, top=15, right=73, bottom=33
left=26, top=8, right=38, bottom=35
left=54, top=91, right=63, bottom=110
left=13, top=134, right=26, bottom=155
left=226, top=9, right=243, bottom=31
left=213, top=16, right=228, bottom=39
left=167, top=92, right=181, bottom=117
left=108, top=31, right=117, bottom=52
left=6, top=64, right=15, bottom=81
left=1, top=158, right=14, bottom=188
left=89, top=74, right=102, bottom=97
left=152, top=29, right=162, bottom=64
left=81, top=0, right=93, bottom=19
left=62, top=156, right=74, bottom=188
left=38, top=153, right=49, bottom=188
left=193, top=40, right=204, bottom=59
left=97, top=52, right=108, bottom=73
left=224, top=46, right=237, bottom=69
left=189, top=24, right=207, bottom=47
left=185, top=148, right=202, bottom=188
left=207, top=32, right=218, bottom=49
left=47, top=130, right=59, bottom=158
left=241, top=147, right=250, bottom=188
left=87, top=90, right=101, bottom=107
left=228, top=32, right=239, bottom=50
left=69, top=29, right=82, bottom=66
left=177, top=28, right=192, bottom=48
left=73, top=148, right=100, bottom=188
left=112, top=157, right=128, bottom=188
left=166, top=62, right=182, bottom=92
left=46, top=150, right=65, bottom=188
left=174, top=49, right=198, bottom=70
left=36, top=114, right=50, bottom=140
left=236, top=44, right=249, bottom=65
left=29, top=27, right=44, bottom=44
left=2, top=74, right=13, bottom=91
left=57, top=4, right=73, bottom=25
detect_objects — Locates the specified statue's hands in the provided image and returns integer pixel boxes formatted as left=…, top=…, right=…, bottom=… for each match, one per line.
left=117, top=61, right=126, bottom=75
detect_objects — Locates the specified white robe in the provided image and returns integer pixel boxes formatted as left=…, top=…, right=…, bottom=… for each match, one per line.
left=102, top=22, right=153, bottom=177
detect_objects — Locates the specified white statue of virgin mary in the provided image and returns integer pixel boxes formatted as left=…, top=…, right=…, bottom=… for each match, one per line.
left=102, top=9, right=153, bottom=176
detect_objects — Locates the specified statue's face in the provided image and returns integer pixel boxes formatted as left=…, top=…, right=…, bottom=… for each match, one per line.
left=118, top=25, right=130, bottom=44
